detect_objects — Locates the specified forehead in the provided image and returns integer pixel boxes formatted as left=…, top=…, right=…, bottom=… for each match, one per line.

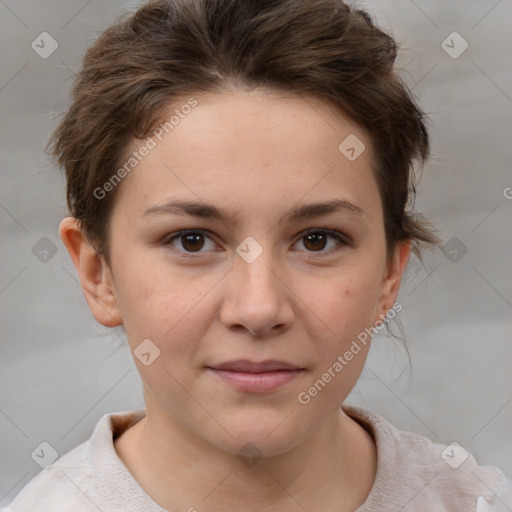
left=156, top=90, right=370, bottom=162
left=111, top=90, right=380, bottom=223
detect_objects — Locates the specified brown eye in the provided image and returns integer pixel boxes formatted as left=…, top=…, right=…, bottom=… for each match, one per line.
left=293, top=229, right=347, bottom=254
left=164, top=230, right=217, bottom=255
left=303, top=232, right=328, bottom=251
left=180, top=233, right=205, bottom=252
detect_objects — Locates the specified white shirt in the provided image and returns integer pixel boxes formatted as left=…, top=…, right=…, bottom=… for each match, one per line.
left=2, top=404, right=511, bottom=511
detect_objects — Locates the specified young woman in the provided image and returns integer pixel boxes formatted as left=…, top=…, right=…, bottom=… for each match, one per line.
left=3, top=0, right=511, bottom=510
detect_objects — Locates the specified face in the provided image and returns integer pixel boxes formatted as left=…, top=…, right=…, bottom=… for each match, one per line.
left=64, top=90, right=409, bottom=457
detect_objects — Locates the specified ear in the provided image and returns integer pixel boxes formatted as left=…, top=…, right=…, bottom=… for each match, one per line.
left=59, top=217, right=122, bottom=328
left=374, top=240, right=411, bottom=323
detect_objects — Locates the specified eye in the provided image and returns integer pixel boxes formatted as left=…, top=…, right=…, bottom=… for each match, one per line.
left=292, top=229, right=348, bottom=254
left=162, top=228, right=349, bottom=258
left=163, top=230, right=217, bottom=257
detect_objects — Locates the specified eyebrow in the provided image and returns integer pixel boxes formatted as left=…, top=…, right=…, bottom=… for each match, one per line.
left=143, top=198, right=367, bottom=224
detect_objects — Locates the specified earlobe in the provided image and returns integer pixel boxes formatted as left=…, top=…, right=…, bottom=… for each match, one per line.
left=59, top=217, right=123, bottom=328
left=375, top=240, right=411, bottom=323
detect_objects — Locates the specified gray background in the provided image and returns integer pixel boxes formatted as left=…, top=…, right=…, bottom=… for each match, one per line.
left=1, top=0, right=511, bottom=505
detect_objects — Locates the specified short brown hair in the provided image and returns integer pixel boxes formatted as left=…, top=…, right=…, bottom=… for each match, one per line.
left=47, top=0, right=442, bottom=267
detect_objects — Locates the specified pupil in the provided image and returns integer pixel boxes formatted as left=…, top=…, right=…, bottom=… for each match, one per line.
left=182, top=234, right=204, bottom=252
left=304, top=233, right=326, bottom=251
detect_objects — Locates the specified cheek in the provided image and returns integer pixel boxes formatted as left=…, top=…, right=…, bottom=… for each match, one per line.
left=294, top=276, right=378, bottom=410
left=117, top=274, right=214, bottom=395
left=115, top=261, right=216, bottom=350
left=297, top=269, right=380, bottom=347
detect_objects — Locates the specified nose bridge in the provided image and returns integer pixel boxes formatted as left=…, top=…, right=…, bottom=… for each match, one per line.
left=221, top=239, right=292, bottom=335
left=233, top=241, right=282, bottom=301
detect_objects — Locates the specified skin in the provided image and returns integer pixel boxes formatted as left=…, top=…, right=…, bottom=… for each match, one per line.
left=60, top=89, right=411, bottom=512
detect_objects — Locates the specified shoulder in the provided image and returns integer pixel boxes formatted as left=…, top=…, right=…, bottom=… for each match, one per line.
left=396, top=426, right=510, bottom=511
left=1, top=408, right=165, bottom=512
left=476, top=477, right=512, bottom=511
left=1, top=436, right=100, bottom=512
left=342, top=403, right=512, bottom=512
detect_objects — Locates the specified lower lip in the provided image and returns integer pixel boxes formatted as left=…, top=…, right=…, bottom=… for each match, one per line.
left=207, top=368, right=303, bottom=392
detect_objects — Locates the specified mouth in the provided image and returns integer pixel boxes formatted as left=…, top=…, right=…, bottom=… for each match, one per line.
left=205, top=359, right=305, bottom=393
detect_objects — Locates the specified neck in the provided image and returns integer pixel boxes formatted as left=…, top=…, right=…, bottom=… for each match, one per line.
left=115, top=402, right=377, bottom=512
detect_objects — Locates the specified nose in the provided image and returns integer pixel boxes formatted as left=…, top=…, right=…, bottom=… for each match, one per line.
left=219, top=250, right=294, bottom=337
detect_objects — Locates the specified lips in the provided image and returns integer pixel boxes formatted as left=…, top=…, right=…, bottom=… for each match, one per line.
left=208, top=359, right=303, bottom=373
left=206, top=359, right=305, bottom=392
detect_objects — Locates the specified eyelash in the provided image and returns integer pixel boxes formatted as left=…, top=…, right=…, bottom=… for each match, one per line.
left=161, top=228, right=350, bottom=259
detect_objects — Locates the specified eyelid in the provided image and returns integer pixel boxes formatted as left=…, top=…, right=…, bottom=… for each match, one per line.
left=295, top=227, right=350, bottom=245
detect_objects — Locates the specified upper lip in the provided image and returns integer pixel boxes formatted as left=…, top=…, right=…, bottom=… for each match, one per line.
left=208, top=359, right=303, bottom=373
